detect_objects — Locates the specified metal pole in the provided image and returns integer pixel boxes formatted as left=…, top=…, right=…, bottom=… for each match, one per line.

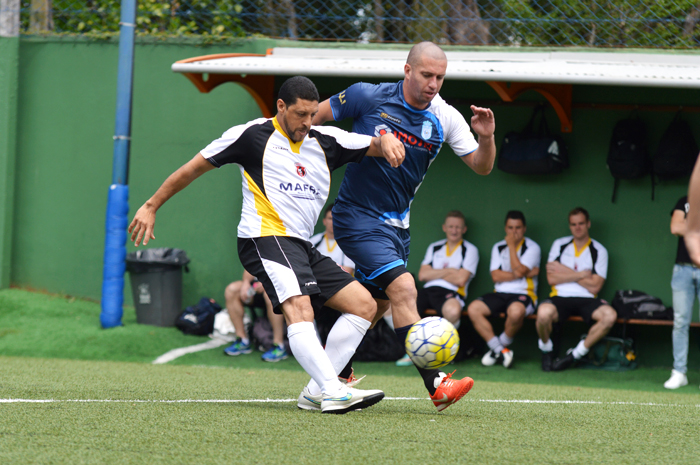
left=100, top=0, right=136, bottom=328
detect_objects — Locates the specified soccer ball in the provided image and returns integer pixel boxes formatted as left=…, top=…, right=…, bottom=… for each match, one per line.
left=405, top=317, right=460, bottom=369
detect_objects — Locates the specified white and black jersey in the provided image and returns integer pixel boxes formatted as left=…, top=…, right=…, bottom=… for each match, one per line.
left=421, top=239, right=479, bottom=297
left=309, top=232, right=354, bottom=270
left=490, top=237, right=541, bottom=302
left=547, top=236, right=608, bottom=298
left=201, top=117, right=372, bottom=241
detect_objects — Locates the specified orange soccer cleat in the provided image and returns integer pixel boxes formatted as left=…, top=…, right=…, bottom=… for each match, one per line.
left=430, top=371, right=474, bottom=412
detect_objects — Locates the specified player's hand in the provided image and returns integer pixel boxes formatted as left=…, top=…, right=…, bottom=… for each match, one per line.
left=380, top=133, right=405, bottom=168
left=128, top=204, right=156, bottom=247
left=470, top=105, right=495, bottom=138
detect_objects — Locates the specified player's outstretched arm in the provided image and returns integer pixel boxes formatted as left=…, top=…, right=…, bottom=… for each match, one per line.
left=686, top=155, right=700, bottom=266
left=366, top=133, right=405, bottom=168
left=312, top=99, right=334, bottom=125
left=462, top=105, right=496, bottom=175
left=129, top=153, right=215, bottom=247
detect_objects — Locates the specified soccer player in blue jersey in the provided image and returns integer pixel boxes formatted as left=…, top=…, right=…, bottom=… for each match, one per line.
left=311, top=41, right=497, bottom=411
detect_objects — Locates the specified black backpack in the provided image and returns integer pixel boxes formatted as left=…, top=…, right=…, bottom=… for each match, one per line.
left=175, top=297, right=221, bottom=335
left=653, top=113, right=699, bottom=180
left=611, top=290, right=672, bottom=320
left=607, top=117, right=651, bottom=203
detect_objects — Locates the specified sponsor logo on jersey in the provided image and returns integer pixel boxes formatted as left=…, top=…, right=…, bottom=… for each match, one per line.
left=338, top=91, right=347, bottom=105
left=272, top=145, right=289, bottom=152
left=373, top=124, right=435, bottom=153
left=380, top=112, right=402, bottom=124
left=421, top=120, right=433, bottom=139
left=304, top=281, right=317, bottom=286
left=279, top=182, right=322, bottom=198
left=295, top=162, right=306, bottom=177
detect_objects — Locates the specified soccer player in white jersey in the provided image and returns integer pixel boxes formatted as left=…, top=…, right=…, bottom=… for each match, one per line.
left=128, top=76, right=406, bottom=414
left=312, top=41, right=496, bottom=411
left=536, top=207, right=617, bottom=372
left=467, top=211, right=540, bottom=369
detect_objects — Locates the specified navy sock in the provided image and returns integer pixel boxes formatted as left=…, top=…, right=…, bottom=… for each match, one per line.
left=395, top=324, right=441, bottom=396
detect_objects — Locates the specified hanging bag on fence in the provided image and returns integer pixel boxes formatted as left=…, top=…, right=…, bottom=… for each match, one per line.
left=497, top=105, right=569, bottom=175
left=653, top=112, right=699, bottom=180
left=606, top=116, right=652, bottom=202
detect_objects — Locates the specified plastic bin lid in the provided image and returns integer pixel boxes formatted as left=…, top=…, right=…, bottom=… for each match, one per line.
left=126, top=248, right=190, bottom=266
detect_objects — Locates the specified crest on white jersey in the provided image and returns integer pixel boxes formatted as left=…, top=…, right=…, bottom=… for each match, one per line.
left=421, top=120, right=433, bottom=139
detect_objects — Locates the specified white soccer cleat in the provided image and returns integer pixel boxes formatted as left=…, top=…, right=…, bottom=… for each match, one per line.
left=297, top=386, right=322, bottom=411
left=501, top=348, right=514, bottom=369
left=320, top=387, right=385, bottom=414
left=664, top=369, right=688, bottom=389
left=481, top=350, right=498, bottom=366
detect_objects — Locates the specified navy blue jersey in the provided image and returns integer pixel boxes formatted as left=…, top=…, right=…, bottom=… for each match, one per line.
left=331, top=81, right=478, bottom=229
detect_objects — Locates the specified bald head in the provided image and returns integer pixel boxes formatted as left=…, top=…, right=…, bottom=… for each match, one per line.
left=406, top=41, right=447, bottom=67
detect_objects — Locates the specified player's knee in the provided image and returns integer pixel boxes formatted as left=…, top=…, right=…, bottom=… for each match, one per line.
left=442, top=301, right=462, bottom=323
left=536, top=304, right=557, bottom=324
left=225, top=281, right=242, bottom=300
left=598, top=306, right=617, bottom=329
left=353, top=291, right=378, bottom=321
left=386, top=273, right=417, bottom=304
left=507, top=303, right=526, bottom=322
left=467, top=300, right=488, bottom=320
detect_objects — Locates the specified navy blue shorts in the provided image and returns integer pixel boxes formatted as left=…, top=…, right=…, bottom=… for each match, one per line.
left=332, top=201, right=410, bottom=298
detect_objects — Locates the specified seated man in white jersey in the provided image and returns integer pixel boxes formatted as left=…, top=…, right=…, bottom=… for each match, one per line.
left=128, top=76, right=406, bottom=414
left=536, top=207, right=617, bottom=372
left=467, top=210, right=540, bottom=369
left=309, top=204, right=354, bottom=274
left=222, top=270, right=290, bottom=363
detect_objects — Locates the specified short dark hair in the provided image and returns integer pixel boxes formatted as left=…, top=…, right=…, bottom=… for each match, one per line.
left=278, top=76, right=319, bottom=107
left=569, top=207, right=590, bottom=222
left=445, top=210, right=466, bottom=223
left=324, top=204, right=333, bottom=217
left=505, top=210, right=526, bottom=226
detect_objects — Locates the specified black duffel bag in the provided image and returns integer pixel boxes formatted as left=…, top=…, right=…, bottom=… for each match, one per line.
left=497, top=105, right=569, bottom=175
left=612, top=290, right=673, bottom=320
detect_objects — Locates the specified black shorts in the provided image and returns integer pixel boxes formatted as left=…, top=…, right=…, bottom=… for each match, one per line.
left=238, top=236, right=356, bottom=314
left=541, top=296, right=610, bottom=326
left=478, top=292, right=535, bottom=317
left=417, top=286, right=465, bottom=317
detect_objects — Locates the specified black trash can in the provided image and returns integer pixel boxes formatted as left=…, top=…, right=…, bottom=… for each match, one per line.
left=126, top=248, right=190, bottom=327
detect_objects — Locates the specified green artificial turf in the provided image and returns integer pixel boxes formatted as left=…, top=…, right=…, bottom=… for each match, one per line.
left=2, top=289, right=700, bottom=463
left=2, top=356, right=699, bottom=464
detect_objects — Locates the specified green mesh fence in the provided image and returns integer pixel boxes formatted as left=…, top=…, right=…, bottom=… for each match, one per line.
left=18, top=0, right=700, bottom=48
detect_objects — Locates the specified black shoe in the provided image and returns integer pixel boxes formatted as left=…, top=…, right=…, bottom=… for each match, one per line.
left=552, top=350, right=577, bottom=371
left=541, top=351, right=553, bottom=372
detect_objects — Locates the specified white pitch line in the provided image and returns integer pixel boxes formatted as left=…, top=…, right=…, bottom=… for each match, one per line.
left=152, top=338, right=229, bottom=365
left=1, top=397, right=697, bottom=407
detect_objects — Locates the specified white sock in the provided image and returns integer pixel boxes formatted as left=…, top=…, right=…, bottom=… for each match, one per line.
left=538, top=338, right=553, bottom=352
left=572, top=339, right=589, bottom=359
left=487, top=336, right=504, bottom=353
left=241, top=337, right=249, bottom=345
left=287, top=322, right=343, bottom=396
left=383, top=314, right=394, bottom=330
left=499, top=332, right=513, bottom=348
left=307, top=314, right=370, bottom=396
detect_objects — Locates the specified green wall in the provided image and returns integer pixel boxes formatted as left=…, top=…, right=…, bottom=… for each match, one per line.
left=10, top=38, right=700, bottom=328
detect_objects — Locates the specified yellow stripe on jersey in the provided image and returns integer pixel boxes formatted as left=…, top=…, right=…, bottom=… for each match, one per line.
left=272, top=116, right=303, bottom=154
left=457, top=285, right=466, bottom=297
left=243, top=171, right=286, bottom=236
left=549, top=287, right=558, bottom=298
left=526, top=277, right=537, bottom=303
left=574, top=238, right=591, bottom=257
